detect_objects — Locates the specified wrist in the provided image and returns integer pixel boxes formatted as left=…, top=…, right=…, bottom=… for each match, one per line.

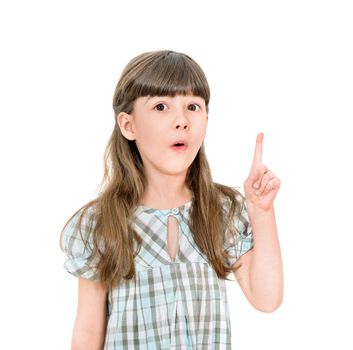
left=246, top=201, right=274, bottom=215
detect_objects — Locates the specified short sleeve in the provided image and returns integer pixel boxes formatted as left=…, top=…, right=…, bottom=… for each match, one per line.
left=61, top=207, right=99, bottom=280
left=223, top=193, right=254, bottom=267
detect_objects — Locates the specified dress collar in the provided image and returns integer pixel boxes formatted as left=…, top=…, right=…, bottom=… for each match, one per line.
left=133, top=197, right=193, bottom=217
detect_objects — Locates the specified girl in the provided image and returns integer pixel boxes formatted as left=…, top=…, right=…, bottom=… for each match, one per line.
left=60, top=50, right=283, bottom=350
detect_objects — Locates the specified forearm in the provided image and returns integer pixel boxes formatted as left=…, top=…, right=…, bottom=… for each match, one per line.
left=71, top=329, right=105, bottom=350
left=247, top=204, right=284, bottom=311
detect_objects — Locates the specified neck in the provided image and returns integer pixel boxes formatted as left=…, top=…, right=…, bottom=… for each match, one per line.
left=140, top=174, right=193, bottom=209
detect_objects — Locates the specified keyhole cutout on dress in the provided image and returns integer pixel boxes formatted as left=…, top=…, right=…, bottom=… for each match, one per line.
left=166, top=215, right=180, bottom=262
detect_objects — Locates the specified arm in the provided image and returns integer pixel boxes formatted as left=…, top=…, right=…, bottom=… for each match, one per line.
left=71, top=277, right=108, bottom=350
left=233, top=205, right=283, bottom=312
left=234, top=132, right=283, bottom=312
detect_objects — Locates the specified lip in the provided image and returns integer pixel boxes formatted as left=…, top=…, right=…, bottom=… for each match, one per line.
left=171, top=139, right=188, bottom=147
left=170, top=139, right=188, bottom=152
left=171, top=144, right=188, bottom=152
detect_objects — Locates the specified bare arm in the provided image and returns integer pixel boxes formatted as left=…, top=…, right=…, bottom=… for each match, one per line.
left=234, top=206, right=283, bottom=313
left=236, top=132, right=283, bottom=312
left=71, top=277, right=108, bottom=350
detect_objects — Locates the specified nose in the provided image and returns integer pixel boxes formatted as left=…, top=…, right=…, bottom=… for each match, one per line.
left=175, top=122, right=188, bottom=130
left=174, top=110, right=189, bottom=130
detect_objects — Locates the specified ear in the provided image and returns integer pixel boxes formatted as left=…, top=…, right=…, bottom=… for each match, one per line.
left=116, top=112, right=136, bottom=141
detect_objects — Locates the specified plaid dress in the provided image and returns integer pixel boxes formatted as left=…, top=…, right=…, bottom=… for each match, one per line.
left=62, top=194, right=253, bottom=349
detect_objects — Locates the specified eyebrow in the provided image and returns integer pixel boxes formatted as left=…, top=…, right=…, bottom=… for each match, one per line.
left=144, top=95, right=167, bottom=104
left=144, top=95, right=204, bottom=105
left=145, top=96, right=154, bottom=105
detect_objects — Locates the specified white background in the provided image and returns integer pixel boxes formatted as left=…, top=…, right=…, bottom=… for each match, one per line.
left=1, top=0, right=352, bottom=349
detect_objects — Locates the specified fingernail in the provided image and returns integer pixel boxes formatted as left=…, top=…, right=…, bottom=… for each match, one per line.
left=253, top=183, right=259, bottom=189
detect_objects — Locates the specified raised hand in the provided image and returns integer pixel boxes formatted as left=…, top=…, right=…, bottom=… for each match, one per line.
left=243, top=132, right=281, bottom=211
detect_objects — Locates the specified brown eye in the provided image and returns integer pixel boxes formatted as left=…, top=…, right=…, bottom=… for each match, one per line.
left=188, top=103, right=200, bottom=112
left=154, top=103, right=167, bottom=111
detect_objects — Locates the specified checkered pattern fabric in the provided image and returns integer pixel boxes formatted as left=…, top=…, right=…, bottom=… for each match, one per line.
left=62, top=193, right=253, bottom=349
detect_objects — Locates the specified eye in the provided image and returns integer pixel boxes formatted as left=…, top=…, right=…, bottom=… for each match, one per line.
left=154, top=103, right=167, bottom=111
left=188, top=103, right=201, bottom=112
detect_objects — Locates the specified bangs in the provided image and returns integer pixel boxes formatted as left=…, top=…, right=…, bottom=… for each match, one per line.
left=126, top=51, right=210, bottom=107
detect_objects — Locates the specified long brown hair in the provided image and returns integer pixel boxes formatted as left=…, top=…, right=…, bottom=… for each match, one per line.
left=60, top=50, right=247, bottom=290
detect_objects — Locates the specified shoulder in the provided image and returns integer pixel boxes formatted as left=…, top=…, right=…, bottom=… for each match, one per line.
left=61, top=204, right=100, bottom=280
left=61, top=204, right=98, bottom=254
left=216, top=185, right=245, bottom=216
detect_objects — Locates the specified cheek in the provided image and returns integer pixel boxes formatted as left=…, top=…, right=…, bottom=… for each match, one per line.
left=136, top=125, right=165, bottom=152
left=194, top=121, right=207, bottom=142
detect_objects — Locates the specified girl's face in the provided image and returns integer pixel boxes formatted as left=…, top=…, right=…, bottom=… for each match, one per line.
left=120, top=94, right=208, bottom=177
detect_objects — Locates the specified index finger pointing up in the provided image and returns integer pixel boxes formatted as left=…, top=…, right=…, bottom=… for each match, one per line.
left=252, top=132, right=264, bottom=167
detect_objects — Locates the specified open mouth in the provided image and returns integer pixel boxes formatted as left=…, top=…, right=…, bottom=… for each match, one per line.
left=171, top=142, right=187, bottom=151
